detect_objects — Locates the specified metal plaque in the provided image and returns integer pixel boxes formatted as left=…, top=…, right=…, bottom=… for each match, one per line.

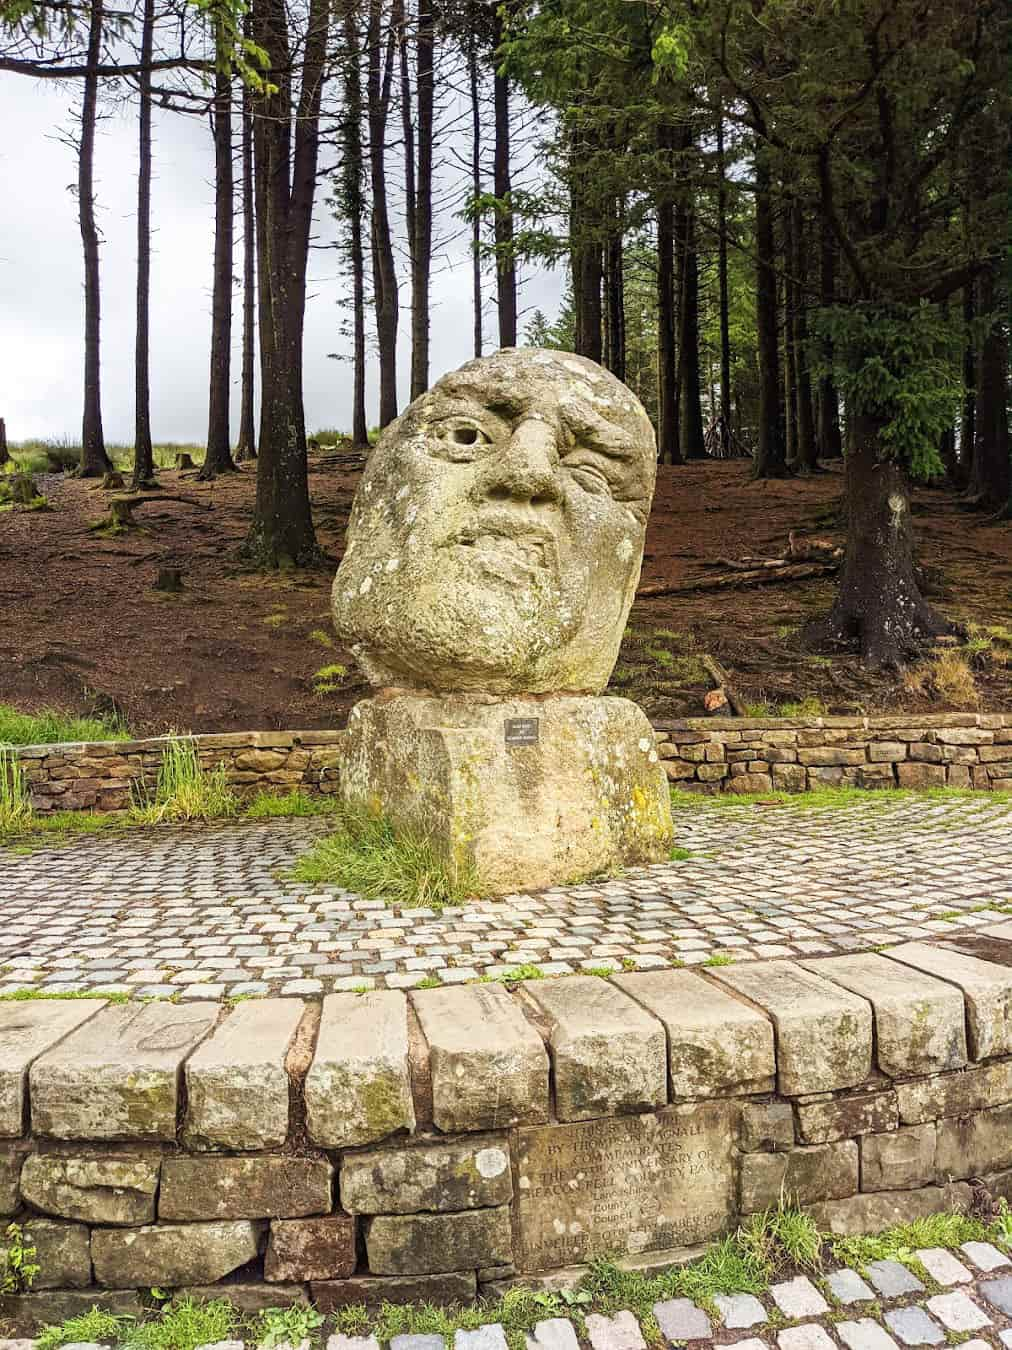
left=504, top=717, right=540, bottom=747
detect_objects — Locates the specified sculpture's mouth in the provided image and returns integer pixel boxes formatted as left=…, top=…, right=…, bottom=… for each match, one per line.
left=445, top=518, right=558, bottom=581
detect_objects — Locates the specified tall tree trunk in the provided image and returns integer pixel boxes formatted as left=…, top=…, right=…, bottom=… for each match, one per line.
left=782, top=210, right=798, bottom=466
left=341, top=0, right=368, bottom=448
left=816, top=199, right=843, bottom=459
left=805, top=415, right=954, bottom=667
left=368, top=0, right=399, bottom=426
left=132, top=0, right=155, bottom=488
left=235, top=46, right=257, bottom=463
left=677, top=205, right=705, bottom=459
left=603, top=200, right=625, bottom=380
left=656, top=125, right=680, bottom=465
left=967, top=265, right=1011, bottom=512
left=78, top=0, right=112, bottom=477
left=409, top=0, right=434, bottom=397
left=468, top=26, right=482, bottom=358
left=716, top=106, right=732, bottom=453
left=246, top=0, right=324, bottom=566
left=752, top=149, right=788, bottom=478
left=202, top=23, right=237, bottom=480
left=491, top=9, right=516, bottom=347
left=959, top=283, right=976, bottom=484
left=792, top=202, right=817, bottom=473
left=0, top=419, right=7, bottom=467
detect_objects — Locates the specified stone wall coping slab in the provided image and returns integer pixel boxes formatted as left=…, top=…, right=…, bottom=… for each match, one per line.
left=0, top=1002, right=108, bottom=1138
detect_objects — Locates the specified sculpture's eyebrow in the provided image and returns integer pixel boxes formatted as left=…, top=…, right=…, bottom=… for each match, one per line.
left=559, top=400, right=638, bottom=461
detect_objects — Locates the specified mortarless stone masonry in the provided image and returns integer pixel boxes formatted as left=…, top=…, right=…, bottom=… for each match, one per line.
left=2, top=929, right=1012, bottom=1330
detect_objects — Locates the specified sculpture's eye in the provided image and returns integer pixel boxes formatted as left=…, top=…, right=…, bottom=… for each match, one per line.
left=566, top=460, right=611, bottom=495
left=433, top=420, right=491, bottom=461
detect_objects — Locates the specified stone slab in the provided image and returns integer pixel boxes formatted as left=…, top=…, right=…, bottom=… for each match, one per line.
left=0, top=1002, right=107, bottom=1137
left=980, top=1277, right=1012, bottom=1316
left=612, top=969, right=774, bottom=1100
left=525, top=1319, right=580, bottom=1350
left=925, top=1292, right=990, bottom=1331
left=808, top=1182, right=973, bottom=1235
left=740, top=1140, right=858, bottom=1211
left=826, top=1268, right=875, bottom=1304
left=159, top=1155, right=333, bottom=1220
left=522, top=977, right=666, bottom=1120
left=182, top=1283, right=309, bottom=1314
left=797, top=1090, right=897, bottom=1145
left=29, top=1003, right=217, bottom=1140
left=310, top=1272, right=477, bottom=1311
left=91, top=1220, right=264, bottom=1287
left=184, top=998, right=304, bottom=1150
left=709, top=961, right=872, bottom=1094
left=883, top=1308, right=944, bottom=1347
left=866, top=1259, right=924, bottom=1297
left=935, top=1103, right=1012, bottom=1178
left=803, top=953, right=967, bottom=1076
left=265, top=1216, right=356, bottom=1282
left=514, top=1101, right=735, bottom=1272
left=0, top=1290, right=142, bottom=1334
left=305, top=992, right=415, bottom=1147
left=584, top=1313, right=645, bottom=1350
left=714, top=1293, right=767, bottom=1328
left=19, top=1151, right=160, bottom=1225
left=883, top=944, right=1012, bottom=1060
left=454, top=1330, right=508, bottom=1350
left=652, top=1298, right=711, bottom=1341
left=0, top=1144, right=28, bottom=1217
left=365, top=1207, right=513, bottom=1276
left=961, top=1241, right=1010, bottom=1272
left=341, top=1136, right=511, bottom=1214
left=896, top=1061, right=1012, bottom=1124
left=836, top=1321, right=900, bottom=1350
left=14, top=1218, right=91, bottom=1289
left=769, top=1275, right=829, bottom=1318
left=411, top=985, right=549, bottom=1131
left=861, top=1124, right=937, bottom=1191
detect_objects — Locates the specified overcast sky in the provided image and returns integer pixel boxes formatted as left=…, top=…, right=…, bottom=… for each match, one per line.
left=0, top=75, right=563, bottom=445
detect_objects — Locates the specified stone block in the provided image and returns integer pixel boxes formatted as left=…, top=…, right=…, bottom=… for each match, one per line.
left=0, top=1001, right=107, bottom=1137
left=935, top=1104, right=1012, bottom=1178
left=797, top=1090, right=898, bottom=1144
left=159, top=1155, right=333, bottom=1220
left=772, top=764, right=807, bottom=791
left=0, top=1289, right=142, bottom=1334
left=411, top=985, right=549, bottom=1132
left=265, top=1215, right=357, bottom=1282
left=341, top=1136, right=512, bottom=1214
left=185, top=998, right=304, bottom=1150
left=739, top=1141, right=858, bottom=1212
left=883, top=1308, right=944, bottom=1346
left=884, top=944, right=1012, bottom=1060
left=584, top=1313, right=645, bottom=1350
left=803, top=953, right=967, bottom=1077
left=696, top=763, right=728, bottom=782
left=725, top=773, right=773, bottom=793
left=91, top=1220, right=264, bottom=1287
left=897, top=763, right=946, bottom=788
left=311, top=1272, right=477, bottom=1311
left=710, top=961, right=872, bottom=1095
left=897, top=1061, right=1012, bottom=1123
left=340, top=695, right=672, bottom=895
left=653, top=1298, right=711, bottom=1341
left=19, top=1151, right=160, bottom=1225
left=807, top=1181, right=973, bottom=1235
left=613, top=969, right=775, bottom=1099
left=909, top=743, right=943, bottom=762
left=868, top=742, right=907, bottom=761
left=29, top=1003, right=217, bottom=1141
left=305, top=992, right=415, bottom=1148
left=514, top=1102, right=736, bottom=1271
left=0, top=1144, right=27, bottom=1216
left=182, top=1282, right=309, bottom=1313
left=740, top=1101, right=795, bottom=1151
left=937, top=728, right=992, bottom=744
left=797, top=748, right=866, bottom=766
left=365, top=1207, right=513, bottom=1276
left=522, top=977, right=666, bottom=1120
left=861, top=1124, right=937, bottom=1191
left=11, top=1218, right=91, bottom=1289
left=663, top=760, right=697, bottom=781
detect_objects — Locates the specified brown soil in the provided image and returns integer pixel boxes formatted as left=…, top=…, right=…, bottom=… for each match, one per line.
left=2, top=456, right=1010, bottom=735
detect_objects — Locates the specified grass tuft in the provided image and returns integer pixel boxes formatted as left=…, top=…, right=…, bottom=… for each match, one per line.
left=133, top=739, right=238, bottom=824
left=292, top=804, right=481, bottom=909
left=123, top=1297, right=237, bottom=1350
left=0, top=702, right=127, bottom=745
left=245, top=790, right=340, bottom=819
left=37, top=1307, right=126, bottom=1350
left=831, top=1213, right=990, bottom=1270
left=312, top=663, right=349, bottom=695
left=0, top=745, right=33, bottom=835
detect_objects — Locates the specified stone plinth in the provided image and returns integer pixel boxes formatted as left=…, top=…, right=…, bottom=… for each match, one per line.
left=339, top=693, right=673, bottom=894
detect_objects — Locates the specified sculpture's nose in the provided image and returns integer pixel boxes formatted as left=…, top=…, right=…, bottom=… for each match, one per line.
left=480, top=417, right=563, bottom=508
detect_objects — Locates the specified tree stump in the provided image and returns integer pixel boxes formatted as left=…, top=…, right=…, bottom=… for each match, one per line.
left=175, top=452, right=196, bottom=470
left=98, top=471, right=126, bottom=491
left=153, top=567, right=184, bottom=593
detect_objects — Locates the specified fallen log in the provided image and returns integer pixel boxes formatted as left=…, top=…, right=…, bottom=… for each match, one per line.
left=636, top=561, right=839, bottom=598
left=699, top=653, right=748, bottom=717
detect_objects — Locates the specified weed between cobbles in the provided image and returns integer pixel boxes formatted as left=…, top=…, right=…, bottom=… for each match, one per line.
left=670, top=785, right=1012, bottom=810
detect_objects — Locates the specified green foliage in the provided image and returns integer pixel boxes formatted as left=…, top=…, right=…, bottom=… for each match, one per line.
left=133, top=739, right=238, bottom=824
left=0, top=745, right=33, bottom=835
left=312, top=663, right=349, bottom=695
left=124, top=1298, right=237, bottom=1350
left=245, top=791, right=340, bottom=819
left=812, top=304, right=963, bottom=480
left=738, top=1207, right=823, bottom=1271
left=0, top=1222, right=40, bottom=1294
left=292, top=805, right=481, bottom=909
left=36, top=1308, right=126, bottom=1350
left=254, top=1303, right=325, bottom=1349
left=832, top=1213, right=990, bottom=1270
left=668, top=845, right=693, bottom=860
left=0, top=702, right=127, bottom=745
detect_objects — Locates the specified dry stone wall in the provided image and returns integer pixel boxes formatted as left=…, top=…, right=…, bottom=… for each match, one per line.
left=12, top=714, right=1012, bottom=814
left=3, top=927, right=1012, bottom=1331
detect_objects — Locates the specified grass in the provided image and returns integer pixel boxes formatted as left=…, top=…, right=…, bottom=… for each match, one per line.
left=0, top=746, right=32, bottom=835
left=903, top=650, right=978, bottom=707
left=743, top=697, right=827, bottom=718
left=669, top=845, right=694, bottom=860
left=291, top=804, right=481, bottom=909
left=831, top=1212, right=992, bottom=1271
left=0, top=702, right=127, bottom=745
left=132, top=739, right=238, bottom=824
left=670, top=784, right=1012, bottom=811
left=36, top=1307, right=125, bottom=1350
left=313, top=663, right=349, bottom=695
left=125, top=1298, right=238, bottom=1350
left=245, top=790, right=341, bottom=819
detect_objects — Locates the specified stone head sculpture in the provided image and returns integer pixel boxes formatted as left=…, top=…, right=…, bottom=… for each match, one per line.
left=332, top=348, right=657, bottom=695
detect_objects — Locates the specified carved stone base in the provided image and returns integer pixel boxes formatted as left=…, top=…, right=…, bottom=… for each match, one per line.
left=339, top=693, right=674, bottom=895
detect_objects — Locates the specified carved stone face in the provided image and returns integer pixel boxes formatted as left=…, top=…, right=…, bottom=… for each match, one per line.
left=332, top=348, right=657, bottom=695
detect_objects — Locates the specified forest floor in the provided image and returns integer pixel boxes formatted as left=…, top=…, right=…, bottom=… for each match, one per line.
left=2, top=451, right=1011, bottom=735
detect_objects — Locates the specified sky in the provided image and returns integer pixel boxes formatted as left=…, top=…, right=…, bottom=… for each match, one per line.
left=0, top=74, right=563, bottom=445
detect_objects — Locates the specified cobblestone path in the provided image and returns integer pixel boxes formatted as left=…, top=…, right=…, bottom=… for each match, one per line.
left=1, top=795, right=1010, bottom=998
left=3, top=1245, right=1011, bottom=1350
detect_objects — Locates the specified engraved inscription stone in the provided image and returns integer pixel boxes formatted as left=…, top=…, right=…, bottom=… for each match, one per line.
left=514, top=1103, right=735, bottom=1273
left=504, top=718, right=539, bottom=748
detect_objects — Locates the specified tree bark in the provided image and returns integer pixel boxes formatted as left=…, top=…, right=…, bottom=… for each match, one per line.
left=603, top=199, right=625, bottom=380
left=716, top=106, right=732, bottom=454
left=677, top=205, right=705, bottom=459
left=341, top=0, right=369, bottom=448
left=468, top=25, right=482, bottom=358
left=816, top=200, right=843, bottom=459
left=959, top=282, right=976, bottom=484
left=967, top=265, right=1011, bottom=512
left=491, top=8, right=516, bottom=347
left=792, top=201, right=818, bottom=473
left=132, top=0, right=155, bottom=488
left=201, top=22, right=237, bottom=480
left=0, top=419, right=8, bottom=466
left=804, top=414, right=954, bottom=667
left=752, top=149, right=789, bottom=478
left=410, top=0, right=434, bottom=397
left=235, top=36, right=257, bottom=464
left=78, top=0, right=112, bottom=477
left=368, top=0, right=399, bottom=426
left=656, top=124, right=680, bottom=465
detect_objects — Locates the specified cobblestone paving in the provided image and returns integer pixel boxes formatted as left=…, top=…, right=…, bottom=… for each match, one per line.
left=1, top=795, right=1010, bottom=998
left=3, top=1243, right=1011, bottom=1350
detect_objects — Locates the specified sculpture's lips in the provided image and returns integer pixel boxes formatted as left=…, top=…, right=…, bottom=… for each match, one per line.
left=444, top=517, right=558, bottom=577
